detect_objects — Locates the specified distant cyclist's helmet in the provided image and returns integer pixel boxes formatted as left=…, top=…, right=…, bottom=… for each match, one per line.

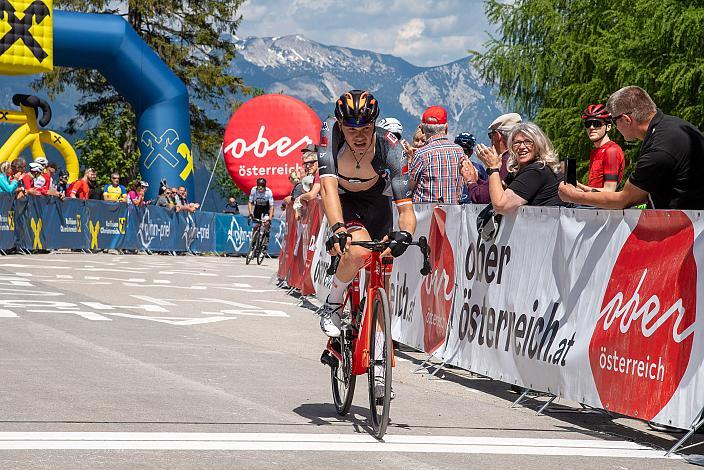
left=454, top=132, right=476, bottom=150
left=581, top=104, right=611, bottom=121
left=377, top=117, right=403, bottom=136
left=256, top=178, right=266, bottom=187
left=335, top=90, right=380, bottom=127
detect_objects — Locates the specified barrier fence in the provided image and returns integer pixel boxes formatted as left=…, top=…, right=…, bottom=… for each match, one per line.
left=278, top=200, right=704, bottom=431
left=0, top=194, right=283, bottom=256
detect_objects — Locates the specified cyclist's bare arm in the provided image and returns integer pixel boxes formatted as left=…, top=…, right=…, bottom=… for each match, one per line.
left=397, top=203, right=416, bottom=235
left=320, top=176, right=347, bottom=256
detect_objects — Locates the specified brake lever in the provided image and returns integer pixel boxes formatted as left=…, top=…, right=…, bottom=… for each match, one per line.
left=417, top=236, right=431, bottom=276
left=326, top=233, right=348, bottom=275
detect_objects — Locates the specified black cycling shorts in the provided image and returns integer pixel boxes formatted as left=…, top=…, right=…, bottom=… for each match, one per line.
left=252, top=205, right=270, bottom=221
left=339, top=177, right=392, bottom=241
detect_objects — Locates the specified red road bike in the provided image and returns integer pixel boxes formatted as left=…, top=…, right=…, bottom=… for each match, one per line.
left=321, top=237, right=430, bottom=439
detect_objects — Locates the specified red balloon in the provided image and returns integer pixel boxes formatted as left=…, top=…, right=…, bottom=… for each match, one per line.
left=223, top=94, right=321, bottom=200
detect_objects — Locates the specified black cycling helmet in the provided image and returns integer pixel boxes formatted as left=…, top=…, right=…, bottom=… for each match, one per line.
left=454, top=132, right=476, bottom=150
left=256, top=178, right=266, bottom=187
left=335, top=90, right=380, bottom=127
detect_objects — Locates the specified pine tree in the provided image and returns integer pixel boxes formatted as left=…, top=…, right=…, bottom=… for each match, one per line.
left=74, top=104, right=139, bottom=186
left=472, top=0, right=704, bottom=180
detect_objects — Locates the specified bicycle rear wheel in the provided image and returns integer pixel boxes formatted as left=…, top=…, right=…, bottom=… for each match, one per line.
left=246, top=230, right=259, bottom=265
left=331, top=288, right=356, bottom=415
left=367, top=287, right=392, bottom=439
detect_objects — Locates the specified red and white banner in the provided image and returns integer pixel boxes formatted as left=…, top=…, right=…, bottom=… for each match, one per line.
left=223, top=94, right=321, bottom=199
left=277, top=199, right=325, bottom=295
left=390, top=204, right=704, bottom=430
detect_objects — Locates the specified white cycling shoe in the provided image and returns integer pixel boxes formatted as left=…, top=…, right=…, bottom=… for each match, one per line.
left=318, top=301, right=342, bottom=337
left=374, top=379, right=396, bottom=401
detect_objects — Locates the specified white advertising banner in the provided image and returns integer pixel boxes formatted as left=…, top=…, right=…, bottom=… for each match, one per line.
left=310, top=216, right=333, bottom=303
left=389, top=205, right=704, bottom=430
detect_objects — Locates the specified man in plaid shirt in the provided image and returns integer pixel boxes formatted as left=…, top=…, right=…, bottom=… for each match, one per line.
left=410, top=106, right=465, bottom=204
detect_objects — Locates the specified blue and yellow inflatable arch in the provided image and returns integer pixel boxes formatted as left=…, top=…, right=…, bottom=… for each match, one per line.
left=0, top=3, right=193, bottom=198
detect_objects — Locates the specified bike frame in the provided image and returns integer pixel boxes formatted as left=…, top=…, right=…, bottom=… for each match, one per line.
left=328, top=251, right=394, bottom=377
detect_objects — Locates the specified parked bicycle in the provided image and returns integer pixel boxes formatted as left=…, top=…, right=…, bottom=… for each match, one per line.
left=0, top=94, right=79, bottom=181
left=321, top=236, right=430, bottom=439
left=246, top=216, right=271, bottom=265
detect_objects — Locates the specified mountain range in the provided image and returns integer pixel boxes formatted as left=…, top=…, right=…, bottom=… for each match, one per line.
left=229, top=35, right=504, bottom=137
left=0, top=34, right=503, bottom=141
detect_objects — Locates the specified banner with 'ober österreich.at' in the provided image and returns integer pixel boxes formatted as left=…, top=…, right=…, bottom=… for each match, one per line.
left=388, top=205, right=703, bottom=430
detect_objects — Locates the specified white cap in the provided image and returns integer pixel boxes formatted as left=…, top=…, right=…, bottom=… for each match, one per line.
left=34, top=157, right=48, bottom=168
left=488, top=113, right=522, bottom=132
left=29, top=162, right=43, bottom=172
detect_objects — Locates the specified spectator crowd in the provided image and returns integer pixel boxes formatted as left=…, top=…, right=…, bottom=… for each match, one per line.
left=283, top=85, right=703, bottom=217
left=0, top=159, right=203, bottom=213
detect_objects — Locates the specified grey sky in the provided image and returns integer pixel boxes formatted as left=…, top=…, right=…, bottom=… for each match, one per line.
left=237, top=0, right=493, bottom=67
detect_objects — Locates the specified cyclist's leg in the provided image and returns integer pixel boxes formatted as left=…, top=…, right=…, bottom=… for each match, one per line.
left=319, top=226, right=372, bottom=337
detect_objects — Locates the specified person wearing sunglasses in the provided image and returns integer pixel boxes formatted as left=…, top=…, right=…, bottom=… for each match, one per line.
left=103, top=172, right=127, bottom=203
left=581, top=104, right=625, bottom=192
left=560, top=86, right=704, bottom=210
left=476, top=122, right=567, bottom=214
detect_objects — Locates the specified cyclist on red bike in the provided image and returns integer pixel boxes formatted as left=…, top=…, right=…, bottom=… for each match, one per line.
left=317, top=89, right=417, bottom=337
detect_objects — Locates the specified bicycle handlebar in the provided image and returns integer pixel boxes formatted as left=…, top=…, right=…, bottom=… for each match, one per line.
left=12, top=94, right=52, bottom=127
left=326, top=236, right=431, bottom=277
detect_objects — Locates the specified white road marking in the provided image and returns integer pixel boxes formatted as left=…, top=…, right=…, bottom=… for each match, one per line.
left=130, top=295, right=176, bottom=306
left=0, top=309, right=18, bottom=317
left=214, top=287, right=281, bottom=293
left=201, top=309, right=289, bottom=318
left=100, top=312, right=237, bottom=326
left=80, top=302, right=168, bottom=313
left=0, top=432, right=677, bottom=459
left=84, top=276, right=146, bottom=283
left=158, top=271, right=218, bottom=277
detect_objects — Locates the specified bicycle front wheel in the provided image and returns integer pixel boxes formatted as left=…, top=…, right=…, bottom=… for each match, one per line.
left=331, top=287, right=357, bottom=415
left=367, top=287, right=393, bottom=439
left=256, top=234, right=267, bottom=265
left=246, top=231, right=259, bottom=265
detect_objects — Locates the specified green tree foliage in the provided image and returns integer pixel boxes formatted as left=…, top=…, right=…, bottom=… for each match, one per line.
left=38, top=0, right=251, bottom=175
left=74, top=104, right=139, bottom=186
left=472, top=0, right=704, bottom=181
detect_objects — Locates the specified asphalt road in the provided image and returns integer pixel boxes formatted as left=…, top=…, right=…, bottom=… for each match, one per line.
left=0, top=252, right=700, bottom=469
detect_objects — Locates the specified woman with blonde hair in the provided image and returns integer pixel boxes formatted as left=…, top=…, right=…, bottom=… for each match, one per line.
left=475, top=122, right=566, bottom=215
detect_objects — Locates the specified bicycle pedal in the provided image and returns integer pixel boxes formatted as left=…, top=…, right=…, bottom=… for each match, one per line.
left=320, top=350, right=338, bottom=368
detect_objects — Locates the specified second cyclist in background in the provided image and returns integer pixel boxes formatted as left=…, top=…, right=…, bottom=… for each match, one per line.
left=249, top=177, right=275, bottom=249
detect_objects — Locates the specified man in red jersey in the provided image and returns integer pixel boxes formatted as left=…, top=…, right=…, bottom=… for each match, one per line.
left=582, top=104, right=625, bottom=191
left=69, top=168, right=95, bottom=200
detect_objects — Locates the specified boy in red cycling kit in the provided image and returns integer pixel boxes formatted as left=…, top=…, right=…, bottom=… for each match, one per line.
left=582, top=104, right=626, bottom=191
